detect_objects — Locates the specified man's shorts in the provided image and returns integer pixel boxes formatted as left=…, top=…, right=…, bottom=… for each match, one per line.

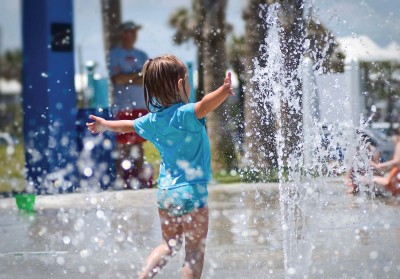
left=157, top=184, right=208, bottom=216
left=115, top=109, right=148, bottom=145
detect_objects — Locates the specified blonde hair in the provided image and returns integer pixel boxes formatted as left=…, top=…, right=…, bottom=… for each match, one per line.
left=142, top=55, right=187, bottom=112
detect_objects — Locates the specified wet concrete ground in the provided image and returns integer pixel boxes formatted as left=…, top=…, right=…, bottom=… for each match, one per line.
left=0, top=180, right=399, bottom=279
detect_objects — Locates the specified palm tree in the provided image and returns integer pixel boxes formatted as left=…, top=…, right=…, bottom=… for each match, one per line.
left=100, top=0, right=121, bottom=53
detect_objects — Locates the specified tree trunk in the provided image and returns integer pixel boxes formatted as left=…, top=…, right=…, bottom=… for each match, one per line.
left=202, top=0, right=237, bottom=172
left=280, top=0, right=305, bottom=161
left=242, top=0, right=305, bottom=177
left=100, top=0, right=121, bottom=105
left=243, top=0, right=277, bottom=177
left=100, top=0, right=122, bottom=52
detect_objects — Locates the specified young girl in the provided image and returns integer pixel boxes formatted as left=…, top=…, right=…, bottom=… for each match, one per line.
left=87, top=54, right=233, bottom=279
left=370, top=128, right=400, bottom=196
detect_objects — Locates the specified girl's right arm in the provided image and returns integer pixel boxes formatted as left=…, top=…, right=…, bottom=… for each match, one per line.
left=86, top=115, right=135, bottom=134
left=194, top=72, right=234, bottom=119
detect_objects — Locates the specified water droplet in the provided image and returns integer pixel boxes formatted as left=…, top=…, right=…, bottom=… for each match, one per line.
left=63, top=236, right=71, bottom=245
left=168, top=239, right=177, bottom=247
left=80, top=250, right=89, bottom=258
left=90, top=197, right=98, bottom=205
left=79, top=266, right=86, bottom=273
left=83, top=167, right=93, bottom=177
left=96, top=210, right=105, bottom=219
left=121, top=160, right=131, bottom=170
left=369, top=251, right=378, bottom=259
left=84, top=141, right=95, bottom=151
left=56, top=256, right=65, bottom=265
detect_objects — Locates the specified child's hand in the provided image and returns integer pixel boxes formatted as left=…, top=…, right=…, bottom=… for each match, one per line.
left=223, top=72, right=234, bottom=96
left=370, top=161, right=379, bottom=170
left=86, top=115, right=107, bottom=134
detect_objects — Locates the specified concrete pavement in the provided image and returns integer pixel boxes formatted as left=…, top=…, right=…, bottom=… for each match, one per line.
left=0, top=181, right=399, bottom=278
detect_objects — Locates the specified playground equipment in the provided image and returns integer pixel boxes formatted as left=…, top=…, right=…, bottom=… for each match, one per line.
left=22, top=0, right=114, bottom=194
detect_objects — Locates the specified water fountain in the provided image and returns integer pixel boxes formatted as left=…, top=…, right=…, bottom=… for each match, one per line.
left=250, top=3, right=378, bottom=278
left=1, top=1, right=400, bottom=278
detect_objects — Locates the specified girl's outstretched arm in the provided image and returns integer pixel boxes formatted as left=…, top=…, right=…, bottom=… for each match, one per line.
left=194, top=72, right=234, bottom=119
left=86, top=115, right=135, bottom=134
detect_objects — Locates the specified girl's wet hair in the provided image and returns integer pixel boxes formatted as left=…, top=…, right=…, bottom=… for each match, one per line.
left=142, top=55, right=187, bottom=112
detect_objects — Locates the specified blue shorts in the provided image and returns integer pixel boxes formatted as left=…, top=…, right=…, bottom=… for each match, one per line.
left=157, top=184, right=208, bottom=216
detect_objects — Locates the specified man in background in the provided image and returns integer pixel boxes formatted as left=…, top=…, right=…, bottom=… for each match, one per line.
left=109, top=21, right=151, bottom=189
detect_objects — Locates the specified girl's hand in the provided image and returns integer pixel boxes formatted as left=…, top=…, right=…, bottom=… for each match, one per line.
left=223, top=72, right=234, bottom=96
left=86, top=115, right=107, bottom=134
left=370, top=161, right=379, bottom=169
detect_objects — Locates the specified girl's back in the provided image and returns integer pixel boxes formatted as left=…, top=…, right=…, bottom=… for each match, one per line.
left=134, top=102, right=211, bottom=189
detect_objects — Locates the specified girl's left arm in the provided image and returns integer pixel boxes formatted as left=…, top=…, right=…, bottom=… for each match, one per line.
left=194, top=72, right=234, bottom=119
left=86, top=115, right=135, bottom=134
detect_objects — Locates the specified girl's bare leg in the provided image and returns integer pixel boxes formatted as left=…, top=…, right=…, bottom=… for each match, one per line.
left=138, top=209, right=183, bottom=279
left=181, top=207, right=209, bottom=279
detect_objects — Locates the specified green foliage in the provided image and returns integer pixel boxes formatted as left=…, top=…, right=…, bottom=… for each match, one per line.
left=306, top=19, right=345, bottom=73
left=213, top=170, right=241, bottom=184
left=142, top=141, right=161, bottom=187
left=240, top=168, right=280, bottom=183
left=0, top=49, right=22, bottom=81
left=0, top=143, right=25, bottom=193
left=214, top=168, right=285, bottom=184
left=0, top=103, right=23, bottom=138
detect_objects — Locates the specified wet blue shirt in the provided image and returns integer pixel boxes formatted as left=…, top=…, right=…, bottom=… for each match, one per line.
left=133, top=102, right=211, bottom=189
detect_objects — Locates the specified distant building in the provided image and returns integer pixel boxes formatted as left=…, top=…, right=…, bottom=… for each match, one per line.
left=0, top=78, right=21, bottom=106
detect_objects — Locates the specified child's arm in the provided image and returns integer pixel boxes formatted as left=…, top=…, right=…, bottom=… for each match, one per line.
left=371, top=142, right=400, bottom=171
left=194, top=72, right=234, bottom=119
left=86, top=115, right=135, bottom=134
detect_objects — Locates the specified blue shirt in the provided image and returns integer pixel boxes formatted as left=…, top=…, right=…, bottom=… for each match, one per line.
left=109, top=47, right=148, bottom=111
left=133, top=103, right=211, bottom=189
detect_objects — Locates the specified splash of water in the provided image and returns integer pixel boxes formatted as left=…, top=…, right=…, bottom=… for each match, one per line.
left=251, top=3, right=375, bottom=278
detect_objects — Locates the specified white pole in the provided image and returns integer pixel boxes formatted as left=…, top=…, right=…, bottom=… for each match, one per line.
left=302, top=57, right=319, bottom=167
left=345, top=58, right=361, bottom=127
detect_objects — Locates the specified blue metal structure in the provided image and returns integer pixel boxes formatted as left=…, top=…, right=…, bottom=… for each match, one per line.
left=22, top=0, right=78, bottom=193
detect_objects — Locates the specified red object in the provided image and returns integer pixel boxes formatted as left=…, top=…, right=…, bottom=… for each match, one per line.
left=115, top=109, right=148, bottom=144
left=386, top=167, right=400, bottom=196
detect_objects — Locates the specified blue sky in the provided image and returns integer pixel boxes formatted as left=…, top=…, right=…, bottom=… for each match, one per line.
left=0, top=0, right=399, bottom=76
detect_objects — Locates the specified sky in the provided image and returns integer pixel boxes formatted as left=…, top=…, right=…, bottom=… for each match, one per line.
left=0, top=0, right=399, bottom=77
